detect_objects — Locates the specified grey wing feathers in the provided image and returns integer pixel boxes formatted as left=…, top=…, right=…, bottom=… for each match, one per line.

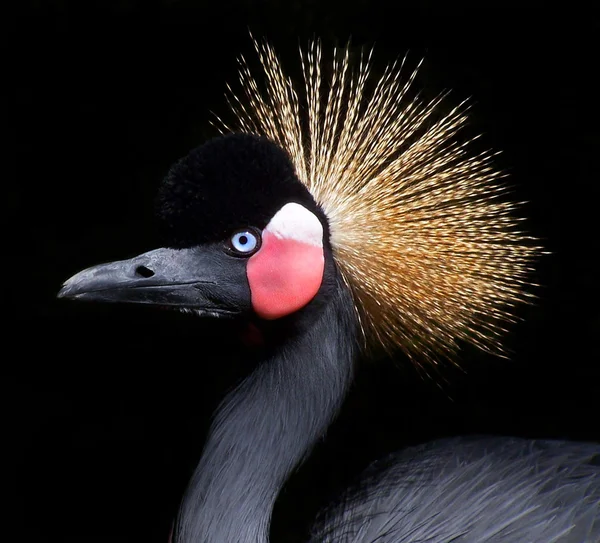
left=310, top=437, right=600, bottom=542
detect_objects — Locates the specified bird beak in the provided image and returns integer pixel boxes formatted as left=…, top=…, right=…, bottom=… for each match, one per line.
left=57, top=246, right=249, bottom=317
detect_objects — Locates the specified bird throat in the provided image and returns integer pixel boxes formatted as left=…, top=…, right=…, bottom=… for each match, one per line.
left=173, top=272, right=357, bottom=542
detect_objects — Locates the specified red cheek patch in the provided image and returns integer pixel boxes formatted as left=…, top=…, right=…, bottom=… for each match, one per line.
left=246, top=203, right=325, bottom=320
left=247, top=231, right=324, bottom=319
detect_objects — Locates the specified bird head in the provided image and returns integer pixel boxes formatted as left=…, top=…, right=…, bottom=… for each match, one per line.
left=58, top=39, right=540, bottom=365
left=58, top=134, right=335, bottom=329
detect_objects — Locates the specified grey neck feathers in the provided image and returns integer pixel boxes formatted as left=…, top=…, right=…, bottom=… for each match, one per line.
left=175, top=276, right=357, bottom=542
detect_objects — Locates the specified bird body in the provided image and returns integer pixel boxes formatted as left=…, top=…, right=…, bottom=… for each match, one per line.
left=311, top=437, right=600, bottom=542
left=58, top=39, right=600, bottom=542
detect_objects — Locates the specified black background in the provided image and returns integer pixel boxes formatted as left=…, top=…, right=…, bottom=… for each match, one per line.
left=12, top=2, right=600, bottom=542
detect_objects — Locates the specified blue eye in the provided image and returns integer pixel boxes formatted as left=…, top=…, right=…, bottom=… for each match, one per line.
left=230, top=230, right=261, bottom=255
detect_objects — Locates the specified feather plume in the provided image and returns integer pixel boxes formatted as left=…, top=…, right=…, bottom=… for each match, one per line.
left=214, top=38, right=541, bottom=365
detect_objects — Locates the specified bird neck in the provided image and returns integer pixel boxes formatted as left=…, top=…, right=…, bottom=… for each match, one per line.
left=175, top=272, right=357, bottom=542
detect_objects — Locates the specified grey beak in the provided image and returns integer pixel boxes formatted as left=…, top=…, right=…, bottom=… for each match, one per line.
left=58, top=246, right=247, bottom=316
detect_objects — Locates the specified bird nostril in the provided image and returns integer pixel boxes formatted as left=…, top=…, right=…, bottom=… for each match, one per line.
left=135, top=265, right=155, bottom=278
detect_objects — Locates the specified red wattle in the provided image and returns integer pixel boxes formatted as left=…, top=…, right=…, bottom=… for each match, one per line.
left=247, top=231, right=324, bottom=320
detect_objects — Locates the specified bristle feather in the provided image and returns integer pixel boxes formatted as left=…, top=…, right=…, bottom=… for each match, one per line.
left=216, top=38, right=541, bottom=364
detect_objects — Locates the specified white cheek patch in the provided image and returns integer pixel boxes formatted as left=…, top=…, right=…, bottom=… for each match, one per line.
left=264, top=202, right=323, bottom=247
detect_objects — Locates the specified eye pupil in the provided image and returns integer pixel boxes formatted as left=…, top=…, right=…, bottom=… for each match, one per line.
left=239, top=235, right=248, bottom=245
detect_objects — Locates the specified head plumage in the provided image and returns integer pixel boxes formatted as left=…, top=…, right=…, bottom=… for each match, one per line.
left=214, top=38, right=541, bottom=365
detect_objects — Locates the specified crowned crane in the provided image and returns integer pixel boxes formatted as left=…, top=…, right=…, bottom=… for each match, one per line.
left=58, top=40, right=600, bottom=542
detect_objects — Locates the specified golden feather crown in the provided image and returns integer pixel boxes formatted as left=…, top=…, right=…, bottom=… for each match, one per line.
left=215, top=38, right=540, bottom=364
